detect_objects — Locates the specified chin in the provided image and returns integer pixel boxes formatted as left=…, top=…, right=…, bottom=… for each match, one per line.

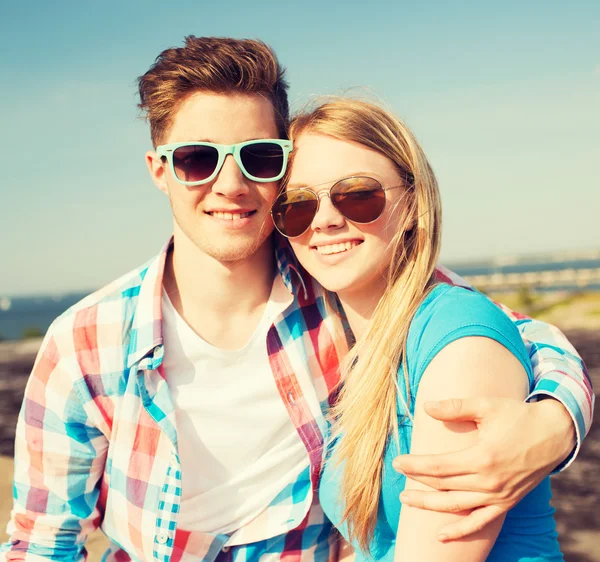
left=206, top=241, right=267, bottom=262
left=310, top=273, right=356, bottom=294
left=193, top=227, right=273, bottom=262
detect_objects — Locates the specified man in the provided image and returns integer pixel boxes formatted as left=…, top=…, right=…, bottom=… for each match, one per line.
left=1, top=37, right=593, bottom=561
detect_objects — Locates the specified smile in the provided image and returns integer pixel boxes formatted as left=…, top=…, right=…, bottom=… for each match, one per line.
left=314, top=241, right=363, bottom=255
left=207, top=211, right=255, bottom=220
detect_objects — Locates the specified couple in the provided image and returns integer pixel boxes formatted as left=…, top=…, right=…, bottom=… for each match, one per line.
left=1, top=36, right=593, bottom=562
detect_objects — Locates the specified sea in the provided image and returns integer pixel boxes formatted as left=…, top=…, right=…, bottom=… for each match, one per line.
left=448, top=256, right=600, bottom=277
left=0, top=292, right=89, bottom=342
left=1, top=255, right=599, bottom=343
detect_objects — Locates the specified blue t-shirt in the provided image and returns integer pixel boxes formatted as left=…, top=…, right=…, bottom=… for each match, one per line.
left=319, top=284, right=563, bottom=561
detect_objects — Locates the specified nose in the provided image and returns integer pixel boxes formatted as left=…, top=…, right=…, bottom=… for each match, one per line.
left=310, top=192, right=345, bottom=232
left=211, top=154, right=250, bottom=198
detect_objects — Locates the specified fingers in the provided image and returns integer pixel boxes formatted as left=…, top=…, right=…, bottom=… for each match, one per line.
left=423, top=397, right=496, bottom=422
left=400, top=472, right=485, bottom=493
left=393, top=448, right=477, bottom=479
left=437, top=504, right=506, bottom=542
left=400, top=490, right=489, bottom=513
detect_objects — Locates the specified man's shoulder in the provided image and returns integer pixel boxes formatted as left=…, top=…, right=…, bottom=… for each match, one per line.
left=48, top=255, right=160, bottom=344
left=433, top=264, right=472, bottom=289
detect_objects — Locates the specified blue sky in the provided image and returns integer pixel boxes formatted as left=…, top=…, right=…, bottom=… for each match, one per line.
left=1, top=0, right=598, bottom=296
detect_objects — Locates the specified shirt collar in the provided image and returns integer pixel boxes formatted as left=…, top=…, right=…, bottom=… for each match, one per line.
left=273, top=234, right=308, bottom=300
left=127, top=235, right=309, bottom=369
left=126, top=237, right=171, bottom=369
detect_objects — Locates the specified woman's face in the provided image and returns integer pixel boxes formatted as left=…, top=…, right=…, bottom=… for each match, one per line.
left=286, top=132, right=409, bottom=297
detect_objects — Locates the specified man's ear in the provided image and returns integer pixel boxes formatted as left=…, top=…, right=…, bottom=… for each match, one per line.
left=146, top=150, right=169, bottom=195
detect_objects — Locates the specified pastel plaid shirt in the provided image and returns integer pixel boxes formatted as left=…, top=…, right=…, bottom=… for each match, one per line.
left=1, top=238, right=594, bottom=562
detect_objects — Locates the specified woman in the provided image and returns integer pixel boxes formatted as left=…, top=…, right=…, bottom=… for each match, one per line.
left=270, top=99, right=563, bottom=561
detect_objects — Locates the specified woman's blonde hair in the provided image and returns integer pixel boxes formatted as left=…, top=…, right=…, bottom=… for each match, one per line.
left=288, top=98, right=442, bottom=552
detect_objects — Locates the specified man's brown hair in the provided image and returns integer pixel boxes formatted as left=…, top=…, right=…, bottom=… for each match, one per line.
left=138, top=36, right=289, bottom=146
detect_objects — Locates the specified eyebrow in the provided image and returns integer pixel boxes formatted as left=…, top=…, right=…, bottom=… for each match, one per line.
left=287, top=172, right=378, bottom=190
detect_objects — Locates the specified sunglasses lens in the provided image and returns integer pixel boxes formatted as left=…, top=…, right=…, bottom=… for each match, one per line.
left=331, top=177, right=386, bottom=223
left=272, top=190, right=318, bottom=237
left=172, top=145, right=219, bottom=183
left=240, top=142, right=285, bottom=180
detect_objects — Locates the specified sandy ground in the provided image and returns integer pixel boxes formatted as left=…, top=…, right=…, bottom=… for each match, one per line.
left=0, top=332, right=599, bottom=561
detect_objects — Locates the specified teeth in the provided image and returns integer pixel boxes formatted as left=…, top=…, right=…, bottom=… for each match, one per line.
left=316, top=241, right=361, bottom=255
left=211, top=211, right=252, bottom=220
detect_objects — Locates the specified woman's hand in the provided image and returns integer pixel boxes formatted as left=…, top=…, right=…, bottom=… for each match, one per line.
left=393, top=396, right=575, bottom=541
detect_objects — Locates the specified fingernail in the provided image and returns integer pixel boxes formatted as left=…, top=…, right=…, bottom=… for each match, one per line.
left=438, top=534, right=448, bottom=542
left=400, top=493, right=410, bottom=504
left=427, top=401, right=441, bottom=409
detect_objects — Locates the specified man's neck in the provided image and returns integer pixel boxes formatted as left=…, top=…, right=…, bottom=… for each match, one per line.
left=163, top=232, right=276, bottom=350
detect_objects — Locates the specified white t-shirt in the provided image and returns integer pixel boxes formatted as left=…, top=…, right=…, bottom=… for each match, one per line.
left=161, top=277, right=309, bottom=539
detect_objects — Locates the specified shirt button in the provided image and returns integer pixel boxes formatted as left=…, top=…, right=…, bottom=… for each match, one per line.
left=157, top=532, right=168, bottom=544
left=222, top=545, right=230, bottom=552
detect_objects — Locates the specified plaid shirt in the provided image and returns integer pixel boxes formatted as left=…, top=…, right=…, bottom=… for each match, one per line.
left=1, top=239, right=594, bottom=562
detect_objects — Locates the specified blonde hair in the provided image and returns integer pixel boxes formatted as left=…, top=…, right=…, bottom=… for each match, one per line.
left=288, top=98, right=442, bottom=552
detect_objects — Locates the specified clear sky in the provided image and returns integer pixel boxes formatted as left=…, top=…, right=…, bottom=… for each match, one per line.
left=1, top=0, right=598, bottom=296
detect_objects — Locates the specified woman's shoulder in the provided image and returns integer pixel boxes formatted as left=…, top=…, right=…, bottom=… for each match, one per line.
left=405, top=284, right=531, bottom=388
left=411, top=283, right=518, bottom=335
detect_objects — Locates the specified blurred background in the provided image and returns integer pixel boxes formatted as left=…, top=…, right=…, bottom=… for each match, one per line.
left=0, top=0, right=598, bottom=559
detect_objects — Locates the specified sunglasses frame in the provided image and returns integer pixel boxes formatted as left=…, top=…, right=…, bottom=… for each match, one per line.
left=271, top=175, right=403, bottom=238
left=156, top=139, right=293, bottom=186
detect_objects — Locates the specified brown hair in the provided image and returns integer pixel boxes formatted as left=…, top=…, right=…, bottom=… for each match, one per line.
left=289, top=99, right=441, bottom=552
left=138, top=36, right=289, bottom=146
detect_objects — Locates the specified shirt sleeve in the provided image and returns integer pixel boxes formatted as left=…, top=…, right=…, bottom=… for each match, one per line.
left=0, top=326, right=108, bottom=561
left=434, top=265, right=595, bottom=471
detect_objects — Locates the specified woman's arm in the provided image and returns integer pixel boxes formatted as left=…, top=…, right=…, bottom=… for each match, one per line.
left=434, top=264, right=593, bottom=466
left=395, top=336, right=530, bottom=562
left=393, top=266, right=594, bottom=540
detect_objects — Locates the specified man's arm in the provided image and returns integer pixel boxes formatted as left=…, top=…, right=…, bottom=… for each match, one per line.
left=492, top=305, right=592, bottom=467
left=0, top=330, right=108, bottom=561
left=393, top=266, right=594, bottom=541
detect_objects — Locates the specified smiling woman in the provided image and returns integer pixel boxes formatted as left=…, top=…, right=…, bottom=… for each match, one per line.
left=283, top=101, right=434, bottom=305
left=281, top=98, right=564, bottom=562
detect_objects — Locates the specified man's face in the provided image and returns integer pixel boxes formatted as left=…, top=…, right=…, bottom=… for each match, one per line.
left=147, top=93, right=280, bottom=263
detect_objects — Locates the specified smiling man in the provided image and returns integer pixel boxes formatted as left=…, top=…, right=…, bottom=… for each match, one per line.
left=1, top=36, right=594, bottom=562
